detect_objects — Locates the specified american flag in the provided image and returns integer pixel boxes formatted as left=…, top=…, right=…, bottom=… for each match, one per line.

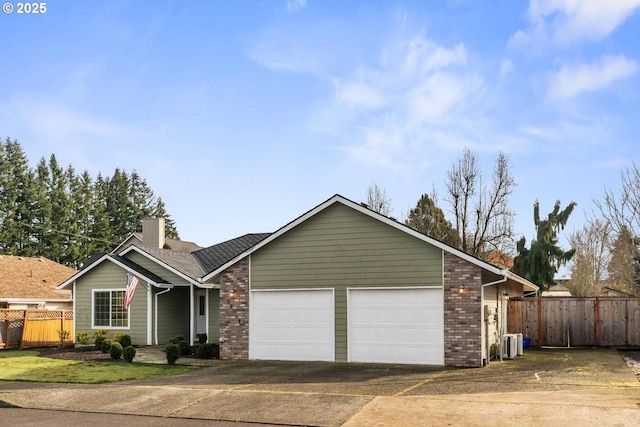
left=124, top=273, right=139, bottom=310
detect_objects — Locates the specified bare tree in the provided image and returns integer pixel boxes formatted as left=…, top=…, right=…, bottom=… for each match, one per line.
left=595, top=162, right=640, bottom=236
left=364, top=183, right=392, bottom=216
left=566, top=219, right=611, bottom=296
left=445, top=147, right=516, bottom=258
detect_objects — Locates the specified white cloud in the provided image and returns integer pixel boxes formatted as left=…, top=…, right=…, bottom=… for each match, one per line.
left=400, top=37, right=467, bottom=74
left=510, top=0, right=640, bottom=49
left=286, top=0, right=306, bottom=14
left=333, top=80, right=385, bottom=109
left=498, top=58, right=514, bottom=77
left=548, top=55, right=638, bottom=99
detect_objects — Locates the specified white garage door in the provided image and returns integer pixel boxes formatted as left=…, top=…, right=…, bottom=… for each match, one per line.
left=249, top=289, right=334, bottom=361
left=348, top=288, right=444, bottom=365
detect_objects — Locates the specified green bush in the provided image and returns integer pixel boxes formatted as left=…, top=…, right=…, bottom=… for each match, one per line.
left=115, top=334, right=132, bottom=348
left=197, top=333, right=207, bottom=345
left=100, top=339, right=112, bottom=354
left=76, top=331, right=89, bottom=345
left=165, top=343, right=180, bottom=365
left=109, top=342, right=123, bottom=360
left=178, top=340, right=191, bottom=356
left=197, top=343, right=213, bottom=359
left=169, top=335, right=185, bottom=345
left=123, top=345, right=136, bottom=363
left=94, top=329, right=108, bottom=348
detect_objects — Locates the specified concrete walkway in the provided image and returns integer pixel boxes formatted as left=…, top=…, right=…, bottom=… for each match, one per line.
left=0, top=348, right=639, bottom=426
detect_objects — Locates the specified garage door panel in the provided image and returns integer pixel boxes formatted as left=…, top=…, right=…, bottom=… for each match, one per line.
left=349, top=288, right=444, bottom=365
left=250, top=290, right=335, bottom=362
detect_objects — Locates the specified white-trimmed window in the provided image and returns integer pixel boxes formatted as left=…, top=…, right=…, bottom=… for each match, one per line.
left=93, top=290, right=129, bottom=328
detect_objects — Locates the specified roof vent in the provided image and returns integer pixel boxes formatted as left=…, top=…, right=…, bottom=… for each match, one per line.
left=360, top=203, right=369, bottom=208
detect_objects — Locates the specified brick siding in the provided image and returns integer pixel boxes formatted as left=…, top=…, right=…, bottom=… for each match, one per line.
left=219, top=257, right=249, bottom=360
left=443, top=251, right=483, bottom=367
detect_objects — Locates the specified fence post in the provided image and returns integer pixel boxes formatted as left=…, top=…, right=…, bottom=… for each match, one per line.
left=537, top=297, right=543, bottom=347
left=594, top=297, right=600, bottom=347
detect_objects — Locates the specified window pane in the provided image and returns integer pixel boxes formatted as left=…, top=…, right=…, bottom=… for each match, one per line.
left=94, top=292, right=110, bottom=327
left=111, top=290, right=128, bottom=327
left=199, top=295, right=205, bottom=316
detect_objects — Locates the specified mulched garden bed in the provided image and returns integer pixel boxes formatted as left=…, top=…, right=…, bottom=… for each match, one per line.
left=36, top=346, right=115, bottom=362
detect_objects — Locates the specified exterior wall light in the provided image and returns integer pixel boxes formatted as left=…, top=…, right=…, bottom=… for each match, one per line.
left=229, top=288, right=237, bottom=298
left=458, top=283, right=466, bottom=294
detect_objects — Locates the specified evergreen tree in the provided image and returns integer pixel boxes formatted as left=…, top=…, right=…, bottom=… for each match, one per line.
left=406, top=193, right=461, bottom=247
left=512, top=200, right=576, bottom=292
left=0, top=138, right=36, bottom=255
left=153, top=197, right=180, bottom=240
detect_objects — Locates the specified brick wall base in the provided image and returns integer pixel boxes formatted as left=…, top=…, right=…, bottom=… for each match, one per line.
left=219, top=257, right=249, bottom=360
left=443, top=252, right=483, bottom=367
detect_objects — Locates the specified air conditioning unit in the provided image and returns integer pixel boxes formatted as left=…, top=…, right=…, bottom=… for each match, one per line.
left=502, top=334, right=517, bottom=359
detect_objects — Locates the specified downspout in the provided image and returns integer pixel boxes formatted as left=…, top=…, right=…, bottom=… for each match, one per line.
left=146, top=283, right=152, bottom=345
left=154, top=286, right=173, bottom=345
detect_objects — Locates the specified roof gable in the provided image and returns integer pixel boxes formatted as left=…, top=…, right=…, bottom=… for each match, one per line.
left=120, top=245, right=204, bottom=283
left=200, top=195, right=538, bottom=291
left=58, top=254, right=169, bottom=289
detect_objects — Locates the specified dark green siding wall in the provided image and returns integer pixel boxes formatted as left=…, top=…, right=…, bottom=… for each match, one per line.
left=125, top=252, right=186, bottom=284
left=250, top=202, right=444, bottom=362
left=156, top=286, right=190, bottom=344
left=75, top=262, right=148, bottom=345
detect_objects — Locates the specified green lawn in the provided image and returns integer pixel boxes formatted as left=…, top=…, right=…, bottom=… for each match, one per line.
left=0, top=350, right=196, bottom=384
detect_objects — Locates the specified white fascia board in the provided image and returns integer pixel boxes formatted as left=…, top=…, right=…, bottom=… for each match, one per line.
left=504, top=270, right=539, bottom=292
left=203, top=194, right=509, bottom=281
left=58, top=254, right=163, bottom=289
left=111, top=233, right=142, bottom=254
left=119, top=245, right=201, bottom=286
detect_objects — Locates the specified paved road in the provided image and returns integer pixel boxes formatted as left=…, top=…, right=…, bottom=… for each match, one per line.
left=1, top=348, right=638, bottom=426
left=0, top=408, right=292, bottom=427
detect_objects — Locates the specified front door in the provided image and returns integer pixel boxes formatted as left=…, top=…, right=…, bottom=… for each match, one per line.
left=195, top=289, right=207, bottom=340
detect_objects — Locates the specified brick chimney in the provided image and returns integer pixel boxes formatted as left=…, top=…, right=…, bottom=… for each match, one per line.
left=142, top=218, right=165, bottom=249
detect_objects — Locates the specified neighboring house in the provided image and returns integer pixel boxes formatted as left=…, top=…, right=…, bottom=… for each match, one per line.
left=541, top=282, right=572, bottom=297
left=59, top=195, right=538, bottom=368
left=601, top=286, right=637, bottom=297
left=0, top=255, right=75, bottom=310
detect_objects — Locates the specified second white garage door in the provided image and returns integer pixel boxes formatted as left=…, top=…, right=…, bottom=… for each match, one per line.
left=348, top=288, right=444, bottom=365
left=249, top=289, right=334, bottom=362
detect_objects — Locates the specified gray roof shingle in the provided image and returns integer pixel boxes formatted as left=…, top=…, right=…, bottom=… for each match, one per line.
left=192, top=233, right=271, bottom=274
left=130, top=247, right=205, bottom=281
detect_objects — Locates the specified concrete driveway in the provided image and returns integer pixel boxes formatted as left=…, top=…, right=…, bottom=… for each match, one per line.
left=0, top=348, right=638, bottom=426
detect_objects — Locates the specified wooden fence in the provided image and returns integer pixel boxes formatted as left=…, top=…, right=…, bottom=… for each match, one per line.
left=508, top=297, right=640, bottom=347
left=0, top=310, right=73, bottom=349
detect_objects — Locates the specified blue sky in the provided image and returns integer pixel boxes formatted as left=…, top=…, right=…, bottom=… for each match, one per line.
left=1, top=1, right=639, bottom=259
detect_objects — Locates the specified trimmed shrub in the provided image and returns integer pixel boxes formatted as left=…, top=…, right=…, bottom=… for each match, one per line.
left=109, top=342, right=123, bottom=360
left=165, top=343, right=180, bottom=365
left=197, top=343, right=213, bottom=359
left=94, top=329, right=108, bottom=349
left=178, top=340, right=191, bottom=356
left=169, top=336, right=185, bottom=345
left=100, top=339, right=112, bottom=354
left=76, top=331, right=89, bottom=345
left=197, top=333, right=207, bottom=345
left=115, top=334, right=132, bottom=348
left=123, top=346, right=136, bottom=363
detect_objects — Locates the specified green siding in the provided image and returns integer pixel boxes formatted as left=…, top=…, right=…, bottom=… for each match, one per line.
left=208, top=289, right=220, bottom=343
left=250, top=202, right=444, bottom=362
left=125, top=252, right=188, bottom=284
left=156, top=286, right=190, bottom=344
left=74, top=262, right=148, bottom=345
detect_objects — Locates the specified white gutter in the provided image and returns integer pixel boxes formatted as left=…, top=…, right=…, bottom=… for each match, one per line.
left=146, top=282, right=152, bottom=345
left=154, top=285, right=174, bottom=345
left=481, top=275, right=508, bottom=288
